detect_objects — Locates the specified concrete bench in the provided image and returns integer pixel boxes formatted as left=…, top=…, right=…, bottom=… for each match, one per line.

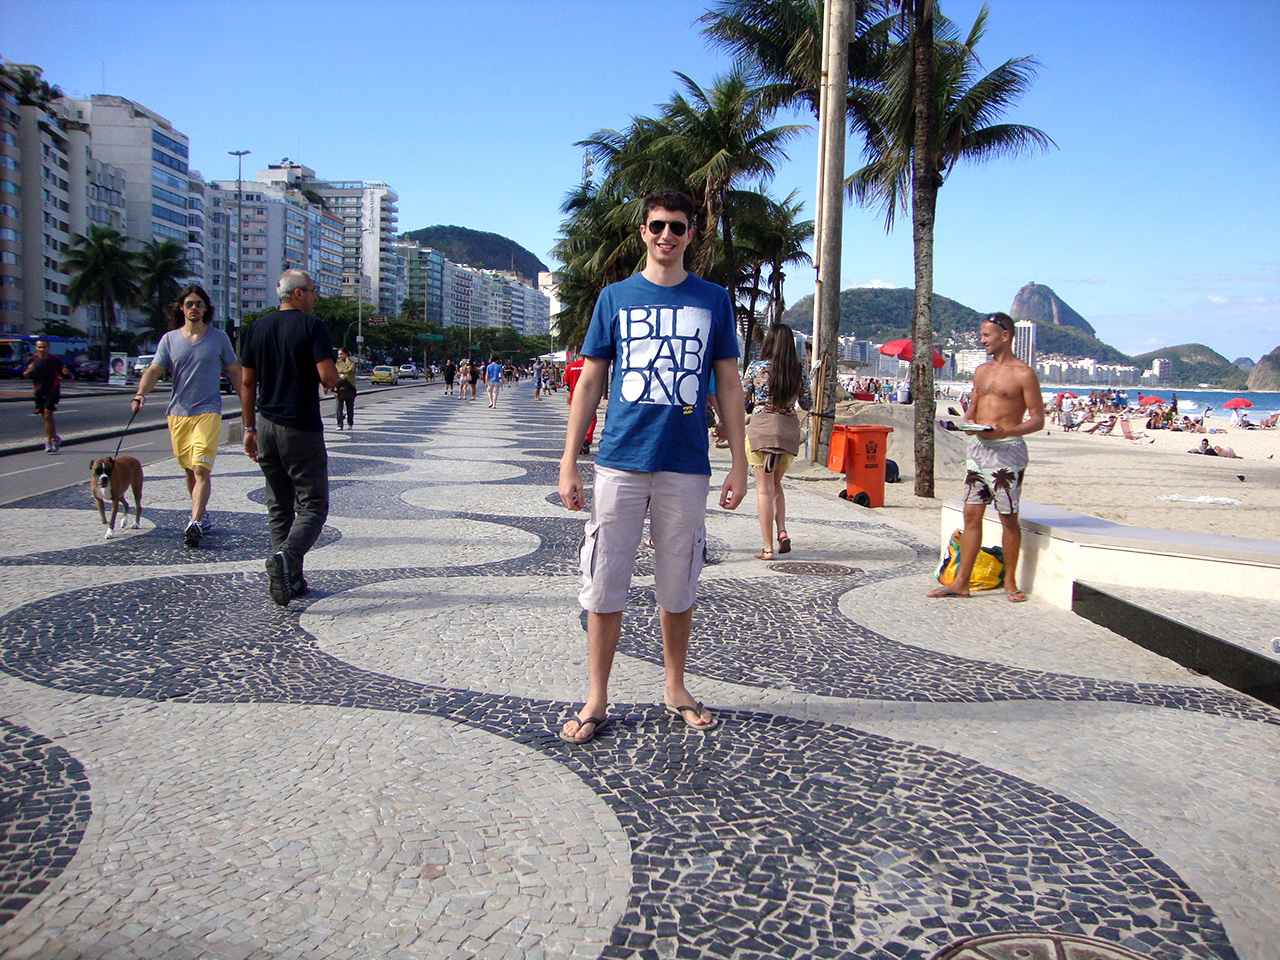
left=939, top=499, right=1280, bottom=611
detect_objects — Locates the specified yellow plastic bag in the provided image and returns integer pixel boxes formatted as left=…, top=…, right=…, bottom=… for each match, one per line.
left=934, top=528, right=1005, bottom=591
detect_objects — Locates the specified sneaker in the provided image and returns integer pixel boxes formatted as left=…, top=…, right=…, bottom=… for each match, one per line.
left=184, top=519, right=202, bottom=547
left=197, top=513, right=212, bottom=533
left=45, top=441, right=53, bottom=453
left=51, top=436, right=60, bottom=453
left=265, top=552, right=291, bottom=606
left=580, top=440, right=592, bottom=456
left=291, top=577, right=310, bottom=599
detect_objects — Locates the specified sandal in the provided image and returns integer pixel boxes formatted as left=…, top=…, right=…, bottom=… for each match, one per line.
left=664, top=702, right=720, bottom=732
left=776, top=532, right=791, bottom=554
left=557, top=715, right=608, bottom=745
left=753, top=549, right=774, bottom=561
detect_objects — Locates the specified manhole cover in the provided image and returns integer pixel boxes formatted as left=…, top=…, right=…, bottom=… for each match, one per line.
left=768, top=562, right=861, bottom=576
left=930, top=931, right=1150, bottom=960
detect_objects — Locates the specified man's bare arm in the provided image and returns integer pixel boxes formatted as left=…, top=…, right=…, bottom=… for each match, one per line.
left=558, top=357, right=609, bottom=511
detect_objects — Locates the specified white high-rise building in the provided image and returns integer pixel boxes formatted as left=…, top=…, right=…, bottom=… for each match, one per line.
left=1013, top=320, right=1036, bottom=367
left=65, top=94, right=204, bottom=334
left=256, top=162, right=401, bottom=317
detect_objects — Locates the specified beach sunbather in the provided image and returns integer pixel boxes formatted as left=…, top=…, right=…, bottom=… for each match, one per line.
left=1189, top=438, right=1241, bottom=458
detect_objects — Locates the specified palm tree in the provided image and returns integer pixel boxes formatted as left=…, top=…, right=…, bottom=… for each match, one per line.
left=136, top=238, right=192, bottom=340
left=848, top=4, right=1053, bottom=496
left=64, top=226, right=140, bottom=362
left=733, top=190, right=813, bottom=364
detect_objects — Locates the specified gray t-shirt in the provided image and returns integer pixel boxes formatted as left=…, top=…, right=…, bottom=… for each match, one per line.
left=154, top=326, right=237, bottom=417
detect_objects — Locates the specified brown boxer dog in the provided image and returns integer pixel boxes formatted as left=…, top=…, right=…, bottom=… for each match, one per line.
left=89, top=455, right=143, bottom=538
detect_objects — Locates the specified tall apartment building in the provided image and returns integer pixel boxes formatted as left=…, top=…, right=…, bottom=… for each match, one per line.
left=395, top=241, right=444, bottom=325
left=204, top=182, right=238, bottom=331
left=256, top=163, right=402, bottom=316
left=1013, top=319, right=1036, bottom=367
left=65, top=94, right=204, bottom=330
left=438, top=260, right=551, bottom=335
left=209, top=178, right=344, bottom=317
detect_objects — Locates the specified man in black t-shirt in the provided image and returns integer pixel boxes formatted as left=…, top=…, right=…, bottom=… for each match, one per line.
left=239, top=270, right=339, bottom=606
left=23, top=339, right=71, bottom=453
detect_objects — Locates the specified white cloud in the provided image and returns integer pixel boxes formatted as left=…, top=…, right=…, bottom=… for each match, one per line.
left=855, top=279, right=896, bottom=289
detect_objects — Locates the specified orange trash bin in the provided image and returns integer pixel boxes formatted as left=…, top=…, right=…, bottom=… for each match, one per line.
left=830, top=425, right=894, bottom=507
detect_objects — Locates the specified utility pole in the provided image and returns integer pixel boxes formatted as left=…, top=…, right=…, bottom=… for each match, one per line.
left=228, top=149, right=250, bottom=352
left=809, top=0, right=850, bottom=463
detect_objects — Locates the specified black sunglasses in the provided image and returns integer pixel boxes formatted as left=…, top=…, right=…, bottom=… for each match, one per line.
left=986, top=313, right=1015, bottom=332
left=646, top=219, right=688, bottom=237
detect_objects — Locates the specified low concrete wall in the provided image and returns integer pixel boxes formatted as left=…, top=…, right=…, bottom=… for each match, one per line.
left=940, top=499, right=1280, bottom=610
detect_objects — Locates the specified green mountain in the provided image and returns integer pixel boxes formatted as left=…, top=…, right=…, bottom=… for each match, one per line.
left=782, top=287, right=984, bottom=340
left=1131, top=344, right=1250, bottom=390
left=1032, top=322, right=1130, bottom=365
left=400, top=225, right=548, bottom=284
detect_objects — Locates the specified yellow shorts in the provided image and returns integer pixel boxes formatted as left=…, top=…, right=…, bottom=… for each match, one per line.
left=168, top=412, right=222, bottom=471
left=745, top=434, right=795, bottom=473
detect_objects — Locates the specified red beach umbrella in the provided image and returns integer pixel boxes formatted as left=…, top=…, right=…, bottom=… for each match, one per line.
left=1055, top=391, right=1078, bottom=400
left=1138, top=395, right=1164, bottom=406
left=879, top=338, right=945, bottom=369
left=1222, top=397, right=1252, bottom=409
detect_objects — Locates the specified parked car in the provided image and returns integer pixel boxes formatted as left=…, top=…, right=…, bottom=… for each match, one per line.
left=73, top=360, right=104, bottom=381
left=133, top=355, right=156, bottom=379
left=398, top=363, right=419, bottom=380
left=370, top=365, right=398, bottom=385
left=220, top=372, right=233, bottom=394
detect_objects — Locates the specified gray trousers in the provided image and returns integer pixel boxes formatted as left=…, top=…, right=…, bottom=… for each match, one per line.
left=257, top=417, right=328, bottom=583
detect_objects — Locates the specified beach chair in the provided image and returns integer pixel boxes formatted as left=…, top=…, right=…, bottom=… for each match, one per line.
left=1118, top=419, right=1145, bottom=441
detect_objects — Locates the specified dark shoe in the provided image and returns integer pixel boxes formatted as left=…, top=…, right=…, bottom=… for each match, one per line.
left=776, top=532, right=791, bottom=554
left=184, top=520, right=202, bottom=547
left=580, top=440, right=591, bottom=456
left=292, top=577, right=309, bottom=598
left=265, top=552, right=291, bottom=606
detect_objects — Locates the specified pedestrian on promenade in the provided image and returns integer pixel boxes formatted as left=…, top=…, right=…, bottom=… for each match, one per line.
left=557, top=189, right=748, bottom=744
left=562, top=348, right=596, bottom=455
left=466, top=358, right=480, bottom=400
left=132, top=284, right=242, bottom=547
left=532, top=357, right=544, bottom=400
left=929, top=311, right=1044, bottom=603
left=334, top=348, right=356, bottom=429
left=741, top=322, right=812, bottom=560
left=485, top=356, right=503, bottom=408
left=239, top=269, right=339, bottom=607
left=23, top=339, right=70, bottom=453
left=443, top=358, right=456, bottom=395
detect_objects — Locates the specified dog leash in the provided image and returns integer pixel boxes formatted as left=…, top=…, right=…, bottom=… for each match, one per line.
left=113, top=404, right=143, bottom=460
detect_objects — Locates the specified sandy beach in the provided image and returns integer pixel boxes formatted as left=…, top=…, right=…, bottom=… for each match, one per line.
left=785, top=403, right=1280, bottom=544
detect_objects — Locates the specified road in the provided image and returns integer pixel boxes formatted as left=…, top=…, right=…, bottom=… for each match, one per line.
left=0, top=377, right=433, bottom=506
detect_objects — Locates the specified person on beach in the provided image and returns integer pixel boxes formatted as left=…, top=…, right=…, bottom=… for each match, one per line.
left=23, top=339, right=71, bottom=453
left=443, top=358, right=456, bottom=395
left=132, top=284, right=242, bottom=546
left=239, top=270, right=339, bottom=607
left=334, top=348, right=356, bottom=429
left=1190, top=438, right=1241, bottom=458
left=741, top=323, right=812, bottom=560
left=562, top=348, right=596, bottom=455
left=557, top=189, right=748, bottom=744
left=929, top=311, right=1044, bottom=603
left=532, top=357, right=544, bottom=401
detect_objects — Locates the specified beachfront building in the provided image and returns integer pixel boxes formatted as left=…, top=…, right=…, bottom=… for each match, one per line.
left=204, top=182, right=238, bottom=332
left=2, top=63, right=131, bottom=338
left=256, top=162, right=402, bottom=317
left=395, top=241, right=444, bottom=325
left=439, top=260, right=551, bottom=335
left=65, top=95, right=206, bottom=321
left=538, top=271, right=562, bottom=341
left=208, top=177, right=344, bottom=317
left=1150, top=358, right=1172, bottom=384
left=1014, top=319, right=1036, bottom=367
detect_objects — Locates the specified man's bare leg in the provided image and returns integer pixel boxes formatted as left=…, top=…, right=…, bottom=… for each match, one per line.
left=930, top=503, right=986, bottom=597
left=563, top=610, right=622, bottom=741
left=660, top=605, right=713, bottom=727
left=190, top=466, right=212, bottom=522
left=998, top=511, right=1026, bottom=601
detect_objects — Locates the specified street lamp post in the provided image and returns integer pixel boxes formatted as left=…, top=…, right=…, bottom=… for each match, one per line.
left=228, top=149, right=250, bottom=352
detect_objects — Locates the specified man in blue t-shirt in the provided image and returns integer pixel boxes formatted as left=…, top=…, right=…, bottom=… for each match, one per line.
left=485, top=357, right=503, bottom=408
left=556, top=190, right=748, bottom=745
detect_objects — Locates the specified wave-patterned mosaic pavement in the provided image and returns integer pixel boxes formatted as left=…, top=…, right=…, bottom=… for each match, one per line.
left=2, top=382, right=1278, bottom=960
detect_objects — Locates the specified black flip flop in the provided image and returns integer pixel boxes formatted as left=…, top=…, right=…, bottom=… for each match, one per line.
left=557, top=715, right=608, bottom=745
left=665, top=702, right=720, bottom=732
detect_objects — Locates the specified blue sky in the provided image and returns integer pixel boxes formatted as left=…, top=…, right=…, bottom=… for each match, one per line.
left=5, top=0, right=1278, bottom=361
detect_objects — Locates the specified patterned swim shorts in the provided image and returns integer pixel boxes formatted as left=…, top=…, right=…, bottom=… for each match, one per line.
left=962, top=436, right=1028, bottom=515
